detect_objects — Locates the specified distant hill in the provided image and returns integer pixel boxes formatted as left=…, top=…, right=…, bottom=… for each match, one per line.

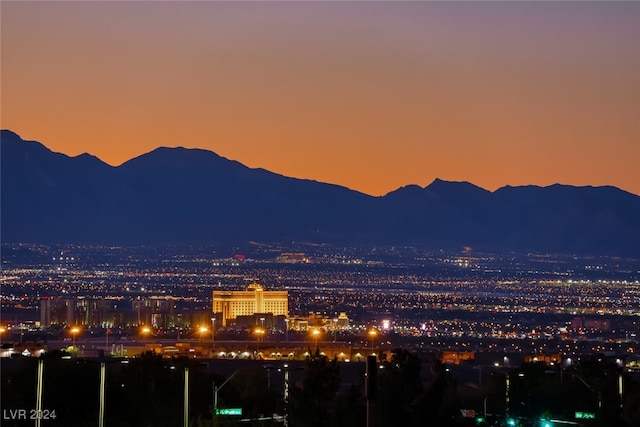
left=2, top=130, right=639, bottom=256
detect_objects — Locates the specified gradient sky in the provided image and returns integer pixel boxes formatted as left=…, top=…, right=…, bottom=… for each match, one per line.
left=2, top=1, right=639, bottom=196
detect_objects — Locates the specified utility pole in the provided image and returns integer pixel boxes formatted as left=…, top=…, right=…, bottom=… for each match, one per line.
left=211, top=317, right=216, bottom=350
left=366, top=355, right=377, bottom=427
left=505, top=373, right=510, bottom=419
left=98, top=362, right=106, bottom=427
left=184, top=368, right=189, bottom=427
left=280, top=363, right=302, bottom=427
left=35, top=359, right=44, bottom=427
left=284, top=366, right=290, bottom=427
left=619, top=372, right=624, bottom=415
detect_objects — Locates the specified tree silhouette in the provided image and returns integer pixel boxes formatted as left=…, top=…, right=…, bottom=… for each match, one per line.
left=414, top=359, right=459, bottom=427
left=289, top=354, right=340, bottom=427
left=376, top=348, right=424, bottom=426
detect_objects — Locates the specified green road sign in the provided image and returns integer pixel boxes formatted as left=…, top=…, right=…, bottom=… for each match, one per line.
left=575, top=412, right=595, bottom=419
left=216, top=408, right=242, bottom=416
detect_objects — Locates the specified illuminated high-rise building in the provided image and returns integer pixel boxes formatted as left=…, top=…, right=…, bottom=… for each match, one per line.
left=212, top=283, right=288, bottom=327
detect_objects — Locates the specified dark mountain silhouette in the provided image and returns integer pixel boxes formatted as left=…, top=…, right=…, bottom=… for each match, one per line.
left=2, top=130, right=639, bottom=256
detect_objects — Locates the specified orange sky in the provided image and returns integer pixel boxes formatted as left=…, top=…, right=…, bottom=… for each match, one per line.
left=2, top=2, right=639, bottom=196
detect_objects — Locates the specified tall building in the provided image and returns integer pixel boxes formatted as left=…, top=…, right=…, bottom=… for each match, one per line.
left=132, top=296, right=177, bottom=328
left=40, top=296, right=204, bottom=328
left=212, top=283, right=288, bottom=327
left=276, top=252, right=308, bottom=263
left=40, top=297, right=73, bottom=327
left=40, top=297, right=52, bottom=327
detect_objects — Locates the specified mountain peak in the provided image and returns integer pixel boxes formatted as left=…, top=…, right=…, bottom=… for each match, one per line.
left=427, top=178, right=486, bottom=190
left=2, top=130, right=639, bottom=256
left=119, top=145, right=234, bottom=170
left=1, top=129, right=22, bottom=140
left=425, top=179, right=492, bottom=198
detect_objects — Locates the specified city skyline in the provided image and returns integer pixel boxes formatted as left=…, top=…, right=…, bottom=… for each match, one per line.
left=2, top=1, right=639, bottom=197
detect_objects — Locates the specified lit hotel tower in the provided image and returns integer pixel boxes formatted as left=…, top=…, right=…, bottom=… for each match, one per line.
left=212, top=283, right=288, bottom=327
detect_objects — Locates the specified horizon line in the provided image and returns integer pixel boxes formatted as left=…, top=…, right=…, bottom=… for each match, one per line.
left=3, top=128, right=638, bottom=198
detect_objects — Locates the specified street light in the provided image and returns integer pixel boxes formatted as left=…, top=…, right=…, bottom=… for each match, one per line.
left=485, top=366, right=510, bottom=420
left=572, top=373, right=602, bottom=412
left=263, top=363, right=303, bottom=427
left=284, top=319, right=289, bottom=343
left=333, top=318, right=338, bottom=342
left=311, top=329, right=321, bottom=350
left=70, top=327, right=80, bottom=348
left=367, top=328, right=378, bottom=353
left=255, top=328, right=265, bottom=353
left=0, top=326, right=6, bottom=346
left=141, top=326, right=151, bottom=341
left=199, top=326, right=208, bottom=345
left=213, top=370, right=239, bottom=424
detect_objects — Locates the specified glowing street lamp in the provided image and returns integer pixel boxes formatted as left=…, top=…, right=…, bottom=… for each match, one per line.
left=367, top=328, right=378, bottom=352
left=312, top=329, right=321, bottom=349
left=71, top=327, right=80, bottom=348
left=141, top=326, right=151, bottom=341
left=254, top=328, right=265, bottom=352
left=199, top=326, right=208, bottom=344
left=0, top=326, right=6, bottom=346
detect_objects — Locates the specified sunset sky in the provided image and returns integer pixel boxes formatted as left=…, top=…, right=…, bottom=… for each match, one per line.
left=2, top=1, right=639, bottom=196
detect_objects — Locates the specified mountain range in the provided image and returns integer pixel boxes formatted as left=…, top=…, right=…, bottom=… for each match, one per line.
left=2, top=129, right=639, bottom=257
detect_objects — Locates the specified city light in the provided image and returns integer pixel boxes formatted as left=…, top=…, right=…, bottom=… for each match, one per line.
left=254, top=328, right=265, bottom=352
left=311, top=329, right=321, bottom=349
left=199, top=326, right=208, bottom=344
left=70, top=327, right=80, bottom=348
left=368, top=328, right=378, bottom=351
left=1, top=243, right=638, bottom=426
